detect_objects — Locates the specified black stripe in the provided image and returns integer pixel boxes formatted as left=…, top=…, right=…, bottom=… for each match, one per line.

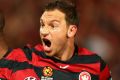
left=0, top=59, right=100, bottom=80
left=34, top=66, right=75, bottom=80
left=53, top=69, right=75, bottom=80
left=2, top=48, right=13, bottom=58
left=3, top=46, right=33, bottom=61
left=33, top=66, right=43, bottom=78
left=22, top=46, right=32, bottom=61
left=100, top=58, right=106, bottom=71
left=0, top=59, right=33, bottom=72
left=32, top=48, right=100, bottom=64
left=46, top=54, right=100, bottom=64
left=32, top=48, right=46, bottom=58
left=68, top=54, right=100, bottom=64
left=0, top=59, right=15, bottom=69
left=34, top=66, right=99, bottom=80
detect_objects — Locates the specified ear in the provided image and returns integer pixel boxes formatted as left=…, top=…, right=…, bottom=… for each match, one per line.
left=67, top=25, right=77, bottom=38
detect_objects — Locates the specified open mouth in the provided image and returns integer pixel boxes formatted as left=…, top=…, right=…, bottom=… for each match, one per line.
left=42, top=38, right=51, bottom=47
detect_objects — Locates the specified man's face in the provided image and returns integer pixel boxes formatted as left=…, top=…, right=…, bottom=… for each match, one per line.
left=40, top=9, right=69, bottom=57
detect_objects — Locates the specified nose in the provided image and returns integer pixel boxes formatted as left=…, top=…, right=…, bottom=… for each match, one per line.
left=40, top=27, right=50, bottom=37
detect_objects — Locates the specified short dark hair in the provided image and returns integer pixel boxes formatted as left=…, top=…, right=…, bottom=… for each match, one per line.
left=43, top=0, right=79, bottom=27
left=0, top=11, right=5, bottom=32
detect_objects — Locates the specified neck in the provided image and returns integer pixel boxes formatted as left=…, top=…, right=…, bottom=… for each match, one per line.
left=55, top=39, right=75, bottom=61
left=0, top=34, right=8, bottom=59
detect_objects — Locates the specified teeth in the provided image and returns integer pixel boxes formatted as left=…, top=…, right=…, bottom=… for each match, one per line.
left=43, top=38, right=51, bottom=47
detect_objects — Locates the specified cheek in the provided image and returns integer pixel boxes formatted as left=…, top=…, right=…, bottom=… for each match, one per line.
left=53, top=27, right=67, bottom=35
left=50, top=28, right=61, bottom=33
left=52, top=30, right=67, bottom=44
left=50, top=27, right=68, bottom=42
left=52, top=30, right=67, bottom=39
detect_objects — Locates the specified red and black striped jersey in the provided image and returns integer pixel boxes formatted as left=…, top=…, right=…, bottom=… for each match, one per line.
left=0, top=44, right=112, bottom=80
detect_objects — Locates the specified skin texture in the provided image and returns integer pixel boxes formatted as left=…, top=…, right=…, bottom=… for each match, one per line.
left=0, top=33, right=8, bottom=59
left=40, top=9, right=77, bottom=61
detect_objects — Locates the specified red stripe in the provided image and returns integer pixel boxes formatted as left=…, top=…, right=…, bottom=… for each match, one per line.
left=0, top=68, right=12, bottom=79
left=32, top=53, right=100, bottom=74
left=59, top=63, right=100, bottom=74
left=34, top=44, right=44, bottom=51
left=5, top=48, right=28, bottom=62
left=78, top=48, right=96, bottom=55
left=100, top=65, right=111, bottom=80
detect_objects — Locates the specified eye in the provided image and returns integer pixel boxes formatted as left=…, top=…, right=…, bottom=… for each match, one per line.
left=40, top=22, right=45, bottom=28
left=51, top=24, right=56, bottom=28
left=49, top=23, right=59, bottom=29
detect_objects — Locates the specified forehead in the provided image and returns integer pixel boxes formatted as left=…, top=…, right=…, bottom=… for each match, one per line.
left=40, top=9, right=65, bottom=22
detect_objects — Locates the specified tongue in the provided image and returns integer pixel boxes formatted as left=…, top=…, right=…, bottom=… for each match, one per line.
left=43, top=44, right=51, bottom=52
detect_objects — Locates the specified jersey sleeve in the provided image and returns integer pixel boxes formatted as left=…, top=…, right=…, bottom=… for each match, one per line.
left=0, top=46, right=31, bottom=80
left=99, top=58, right=112, bottom=80
left=0, top=59, right=13, bottom=80
left=0, top=72, right=6, bottom=80
left=0, top=68, right=11, bottom=80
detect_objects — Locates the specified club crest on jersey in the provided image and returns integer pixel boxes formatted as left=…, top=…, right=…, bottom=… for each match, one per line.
left=24, top=76, right=37, bottom=80
left=43, top=66, right=53, bottom=77
left=79, top=71, right=91, bottom=80
left=41, top=66, right=53, bottom=80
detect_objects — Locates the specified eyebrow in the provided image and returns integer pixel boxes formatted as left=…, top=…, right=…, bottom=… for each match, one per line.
left=40, top=19, right=60, bottom=24
left=50, top=20, right=60, bottom=23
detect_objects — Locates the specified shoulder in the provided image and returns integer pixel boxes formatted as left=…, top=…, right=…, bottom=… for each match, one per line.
left=78, top=47, right=111, bottom=79
left=77, top=48, right=106, bottom=62
left=77, top=48, right=101, bottom=64
left=3, top=46, right=32, bottom=62
left=77, top=47, right=109, bottom=70
left=78, top=48, right=96, bottom=56
left=3, top=44, right=44, bottom=61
